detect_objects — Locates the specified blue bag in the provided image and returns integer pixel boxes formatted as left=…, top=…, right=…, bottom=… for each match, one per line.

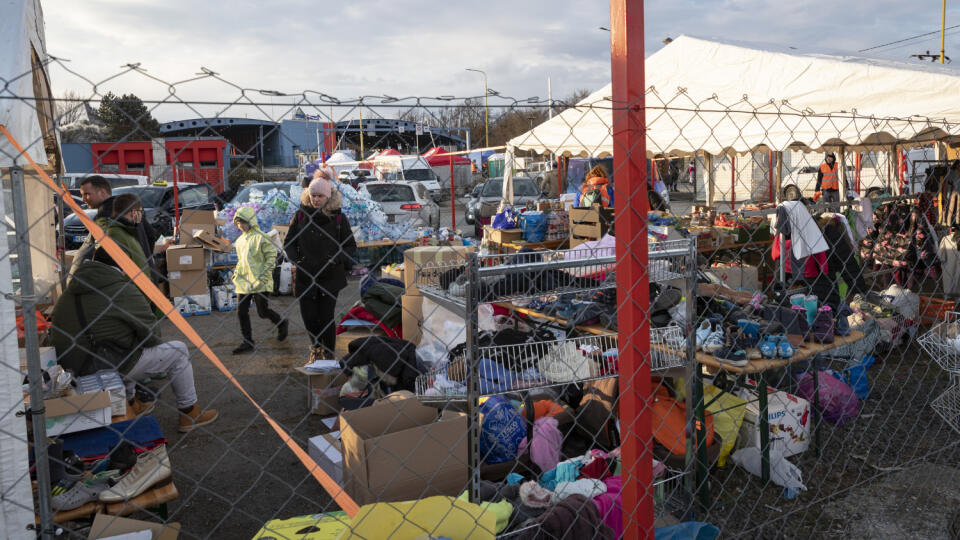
left=521, top=211, right=547, bottom=242
left=829, top=355, right=874, bottom=399
left=478, top=395, right=526, bottom=464
left=491, top=207, right=519, bottom=230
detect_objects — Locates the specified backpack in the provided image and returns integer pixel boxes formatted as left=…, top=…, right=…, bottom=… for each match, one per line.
left=580, top=185, right=605, bottom=208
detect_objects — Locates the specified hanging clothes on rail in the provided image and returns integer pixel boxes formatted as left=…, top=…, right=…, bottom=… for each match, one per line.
left=938, top=230, right=960, bottom=297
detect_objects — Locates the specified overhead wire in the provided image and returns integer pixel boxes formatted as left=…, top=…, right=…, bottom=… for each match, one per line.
left=860, top=23, right=960, bottom=53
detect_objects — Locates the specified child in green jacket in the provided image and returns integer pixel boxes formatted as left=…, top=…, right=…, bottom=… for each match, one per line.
left=232, top=206, right=288, bottom=354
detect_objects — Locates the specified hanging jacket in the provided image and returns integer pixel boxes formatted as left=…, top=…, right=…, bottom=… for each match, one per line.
left=51, top=260, right=161, bottom=376
left=284, top=189, right=357, bottom=297
left=575, top=176, right=614, bottom=208
left=816, top=162, right=839, bottom=191
left=232, top=206, right=277, bottom=294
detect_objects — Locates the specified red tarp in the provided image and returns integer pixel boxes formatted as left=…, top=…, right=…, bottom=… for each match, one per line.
left=422, top=147, right=471, bottom=166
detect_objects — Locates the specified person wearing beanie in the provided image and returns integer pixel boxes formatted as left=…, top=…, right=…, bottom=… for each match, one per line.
left=284, top=177, right=357, bottom=361
left=575, top=165, right=615, bottom=208
left=231, top=206, right=288, bottom=354
left=816, top=152, right=841, bottom=203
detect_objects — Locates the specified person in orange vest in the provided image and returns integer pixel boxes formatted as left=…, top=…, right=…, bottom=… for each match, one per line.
left=815, top=152, right=841, bottom=203
left=575, top=166, right=615, bottom=208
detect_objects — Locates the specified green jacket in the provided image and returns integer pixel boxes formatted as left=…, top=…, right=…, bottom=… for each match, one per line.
left=232, top=206, right=277, bottom=294
left=51, top=260, right=161, bottom=376
left=99, top=216, right=148, bottom=274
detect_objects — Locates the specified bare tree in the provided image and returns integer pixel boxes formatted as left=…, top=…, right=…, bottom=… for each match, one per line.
left=55, top=90, right=86, bottom=126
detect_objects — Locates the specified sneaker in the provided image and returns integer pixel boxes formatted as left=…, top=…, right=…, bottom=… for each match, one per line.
left=98, top=445, right=172, bottom=503
left=713, top=327, right=749, bottom=367
left=702, top=329, right=725, bottom=353
left=53, top=480, right=109, bottom=512
left=759, top=335, right=778, bottom=359
left=128, top=398, right=155, bottom=417
left=695, top=321, right=713, bottom=349
left=277, top=319, right=289, bottom=341
left=178, top=404, right=219, bottom=433
left=776, top=335, right=795, bottom=358
left=232, top=342, right=254, bottom=355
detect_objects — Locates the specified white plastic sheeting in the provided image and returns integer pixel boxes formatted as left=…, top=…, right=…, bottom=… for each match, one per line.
left=0, top=0, right=49, bottom=167
left=509, top=35, right=960, bottom=158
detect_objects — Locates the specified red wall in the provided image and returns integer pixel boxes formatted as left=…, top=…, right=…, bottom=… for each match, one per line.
left=90, top=139, right=228, bottom=192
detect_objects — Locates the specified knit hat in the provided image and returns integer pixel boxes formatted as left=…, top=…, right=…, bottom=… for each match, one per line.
left=309, top=177, right=333, bottom=198
left=518, top=481, right=553, bottom=508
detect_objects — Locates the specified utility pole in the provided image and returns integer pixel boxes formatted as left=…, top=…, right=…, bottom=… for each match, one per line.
left=942, top=0, right=948, bottom=64
left=466, top=68, right=489, bottom=148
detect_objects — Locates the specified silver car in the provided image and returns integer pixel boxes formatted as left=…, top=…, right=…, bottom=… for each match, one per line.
left=360, top=181, right=441, bottom=229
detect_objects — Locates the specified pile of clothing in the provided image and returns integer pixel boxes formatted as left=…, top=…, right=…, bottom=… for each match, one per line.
left=859, top=200, right=938, bottom=286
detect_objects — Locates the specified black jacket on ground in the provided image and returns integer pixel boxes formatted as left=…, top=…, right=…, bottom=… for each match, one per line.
left=284, top=192, right=357, bottom=298
left=342, top=336, right=422, bottom=393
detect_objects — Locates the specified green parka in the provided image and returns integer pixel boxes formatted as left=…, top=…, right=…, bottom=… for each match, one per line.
left=232, top=206, right=277, bottom=294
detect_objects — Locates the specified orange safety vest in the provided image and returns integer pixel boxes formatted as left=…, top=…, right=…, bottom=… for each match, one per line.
left=820, top=162, right=839, bottom=191
left=579, top=176, right=612, bottom=207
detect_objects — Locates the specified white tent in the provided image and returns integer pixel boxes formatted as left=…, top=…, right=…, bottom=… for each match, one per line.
left=509, top=35, right=960, bottom=159
left=0, top=1, right=53, bottom=536
left=325, top=150, right=357, bottom=176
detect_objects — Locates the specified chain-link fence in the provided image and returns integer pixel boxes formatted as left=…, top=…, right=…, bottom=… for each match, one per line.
left=3, top=24, right=960, bottom=540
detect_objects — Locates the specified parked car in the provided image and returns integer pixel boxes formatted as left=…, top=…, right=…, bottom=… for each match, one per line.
left=359, top=181, right=440, bottom=230
left=60, top=173, right=148, bottom=191
left=464, top=182, right=485, bottom=225
left=62, top=183, right=215, bottom=249
left=229, top=181, right=301, bottom=206
left=466, top=176, right=545, bottom=236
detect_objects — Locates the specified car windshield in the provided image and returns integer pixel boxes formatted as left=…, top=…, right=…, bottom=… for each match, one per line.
left=366, top=184, right=415, bottom=202
left=481, top=178, right=539, bottom=197
left=232, top=183, right=297, bottom=204
left=113, top=186, right=165, bottom=208
left=404, top=168, right=437, bottom=182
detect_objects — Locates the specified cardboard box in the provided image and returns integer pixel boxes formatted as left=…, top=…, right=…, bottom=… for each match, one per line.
left=335, top=328, right=386, bottom=359
left=736, top=387, right=811, bottom=458
left=710, top=263, right=759, bottom=291
left=173, top=292, right=212, bottom=316
left=296, top=367, right=349, bottom=416
left=483, top=226, right=523, bottom=245
left=63, top=249, right=79, bottom=270
left=166, top=246, right=207, bottom=271
left=402, top=245, right=475, bottom=296
left=308, top=432, right=343, bottom=485
left=191, top=229, right=231, bottom=252
left=19, top=346, right=57, bottom=375
left=401, top=294, right=424, bottom=345
left=168, top=269, right=208, bottom=297
left=77, top=371, right=127, bottom=417
left=89, top=513, right=180, bottom=540
left=43, top=391, right=112, bottom=436
left=272, top=224, right=290, bottom=246
left=381, top=264, right=404, bottom=282
left=340, top=398, right=467, bottom=505
left=569, top=207, right=614, bottom=248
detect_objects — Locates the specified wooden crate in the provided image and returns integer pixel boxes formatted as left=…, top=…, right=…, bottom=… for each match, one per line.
left=569, top=208, right=614, bottom=248
left=483, top=226, right=524, bottom=244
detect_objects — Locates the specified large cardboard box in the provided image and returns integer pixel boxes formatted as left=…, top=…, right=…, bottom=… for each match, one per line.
left=177, top=209, right=217, bottom=247
left=166, top=245, right=206, bottom=271
left=168, top=269, right=208, bottom=297
left=340, top=398, right=467, bottom=505
left=401, top=294, right=424, bottom=344
left=296, top=367, right=349, bottom=416
left=43, top=391, right=112, bottom=436
left=710, top=263, right=759, bottom=291
left=191, top=229, right=231, bottom=252
left=402, top=245, right=475, bottom=296
left=736, top=387, right=811, bottom=458
left=272, top=224, right=290, bottom=247
left=483, top=226, right=523, bottom=245
left=89, top=513, right=180, bottom=539
left=307, top=432, right=343, bottom=485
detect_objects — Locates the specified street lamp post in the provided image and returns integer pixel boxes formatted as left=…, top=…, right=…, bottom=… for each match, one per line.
left=466, top=68, right=489, bottom=149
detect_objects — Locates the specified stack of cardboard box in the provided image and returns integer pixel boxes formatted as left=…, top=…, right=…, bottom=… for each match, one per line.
left=400, top=244, right=475, bottom=344
left=164, top=209, right=233, bottom=316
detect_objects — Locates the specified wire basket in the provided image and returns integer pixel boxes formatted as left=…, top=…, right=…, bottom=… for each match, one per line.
left=650, top=324, right=688, bottom=371
left=917, top=313, right=960, bottom=374
left=654, top=467, right=689, bottom=517
left=931, top=384, right=960, bottom=436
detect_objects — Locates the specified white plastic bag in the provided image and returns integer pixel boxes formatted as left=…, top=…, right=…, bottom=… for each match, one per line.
left=731, top=447, right=806, bottom=491
left=415, top=297, right=466, bottom=367
left=277, top=261, right=293, bottom=295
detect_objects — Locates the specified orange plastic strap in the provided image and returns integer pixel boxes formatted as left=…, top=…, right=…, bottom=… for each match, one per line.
left=0, top=125, right=360, bottom=517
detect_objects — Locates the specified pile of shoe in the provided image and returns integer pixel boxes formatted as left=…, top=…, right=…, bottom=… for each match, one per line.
left=51, top=443, right=172, bottom=512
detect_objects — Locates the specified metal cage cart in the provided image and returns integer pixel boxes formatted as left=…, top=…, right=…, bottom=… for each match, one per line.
left=918, top=312, right=960, bottom=434
left=412, top=238, right=699, bottom=507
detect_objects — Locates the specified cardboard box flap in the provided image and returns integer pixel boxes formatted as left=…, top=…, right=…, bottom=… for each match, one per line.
left=89, top=513, right=181, bottom=539
left=339, top=398, right=437, bottom=439
left=179, top=209, right=216, bottom=225
left=363, top=415, right=467, bottom=494
left=44, top=391, right=111, bottom=417
left=191, top=229, right=231, bottom=252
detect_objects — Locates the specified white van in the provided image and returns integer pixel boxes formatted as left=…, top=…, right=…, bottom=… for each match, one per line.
left=61, top=173, right=149, bottom=192
left=375, top=155, right=444, bottom=201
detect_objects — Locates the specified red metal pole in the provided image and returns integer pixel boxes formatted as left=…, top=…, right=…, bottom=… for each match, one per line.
left=172, top=166, right=180, bottom=234
left=768, top=150, right=774, bottom=202
left=610, top=0, right=652, bottom=538
left=855, top=153, right=862, bottom=194
left=450, top=156, right=456, bottom=230
left=557, top=155, right=563, bottom=197
left=731, top=154, right=736, bottom=210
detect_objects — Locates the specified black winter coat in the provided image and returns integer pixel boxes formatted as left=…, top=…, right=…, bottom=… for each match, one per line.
left=342, top=336, right=422, bottom=393
left=284, top=202, right=357, bottom=297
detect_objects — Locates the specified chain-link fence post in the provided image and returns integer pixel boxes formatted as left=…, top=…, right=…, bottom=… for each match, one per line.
left=10, top=165, right=55, bottom=539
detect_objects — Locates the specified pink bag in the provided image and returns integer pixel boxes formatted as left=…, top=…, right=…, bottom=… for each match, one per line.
left=796, top=371, right=859, bottom=426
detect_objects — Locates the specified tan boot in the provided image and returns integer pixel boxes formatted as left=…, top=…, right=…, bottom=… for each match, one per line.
left=128, top=398, right=155, bottom=417
left=178, top=404, right=219, bottom=433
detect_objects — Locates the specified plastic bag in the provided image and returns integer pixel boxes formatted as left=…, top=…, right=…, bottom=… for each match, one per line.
left=521, top=211, right=547, bottom=242
left=415, top=298, right=466, bottom=367
left=828, top=355, right=874, bottom=400
left=479, top=395, right=526, bottom=464
left=731, top=447, right=806, bottom=491
left=796, top=371, right=859, bottom=426
left=491, top=207, right=519, bottom=230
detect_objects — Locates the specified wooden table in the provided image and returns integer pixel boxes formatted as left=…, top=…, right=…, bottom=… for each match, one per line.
left=357, top=239, right=415, bottom=249
left=690, top=330, right=865, bottom=504
left=498, top=237, right=568, bottom=253
left=53, top=481, right=178, bottom=522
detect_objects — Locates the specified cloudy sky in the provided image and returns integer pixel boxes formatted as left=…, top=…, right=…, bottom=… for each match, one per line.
left=41, top=0, right=960, bottom=123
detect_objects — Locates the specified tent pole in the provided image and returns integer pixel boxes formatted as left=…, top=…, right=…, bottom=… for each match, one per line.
left=450, top=156, right=456, bottom=230
left=730, top=153, right=736, bottom=211
left=774, top=151, right=783, bottom=204
left=838, top=146, right=847, bottom=200
left=768, top=149, right=774, bottom=202
left=706, top=153, right=715, bottom=207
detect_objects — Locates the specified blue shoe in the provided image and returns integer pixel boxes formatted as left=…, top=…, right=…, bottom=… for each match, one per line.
left=776, top=335, right=794, bottom=359
left=759, top=335, right=778, bottom=359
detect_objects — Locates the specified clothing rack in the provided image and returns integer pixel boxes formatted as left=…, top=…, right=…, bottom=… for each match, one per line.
left=412, top=238, right=699, bottom=504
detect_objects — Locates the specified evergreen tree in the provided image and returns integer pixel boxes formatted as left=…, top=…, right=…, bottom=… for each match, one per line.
left=96, top=92, right=161, bottom=141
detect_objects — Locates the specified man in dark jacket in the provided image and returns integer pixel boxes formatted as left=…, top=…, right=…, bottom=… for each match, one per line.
left=284, top=176, right=357, bottom=360
left=51, top=254, right=218, bottom=432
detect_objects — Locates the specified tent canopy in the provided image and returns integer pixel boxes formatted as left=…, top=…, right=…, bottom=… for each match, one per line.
left=508, top=35, right=960, bottom=158
left=422, top=147, right=471, bottom=166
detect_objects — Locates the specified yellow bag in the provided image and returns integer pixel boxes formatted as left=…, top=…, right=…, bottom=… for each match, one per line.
left=674, top=380, right=748, bottom=467
left=252, top=511, right=350, bottom=539
left=337, top=496, right=496, bottom=540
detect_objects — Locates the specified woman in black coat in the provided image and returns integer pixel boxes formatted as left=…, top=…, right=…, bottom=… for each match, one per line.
left=284, top=175, right=357, bottom=360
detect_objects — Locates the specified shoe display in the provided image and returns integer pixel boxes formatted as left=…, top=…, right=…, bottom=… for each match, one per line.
left=776, top=335, right=795, bottom=358
left=178, top=404, right=219, bottom=433
left=128, top=398, right=155, bottom=417
left=99, top=445, right=172, bottom=503
left=277, top=319, right=289, bottom=341
left=713, top=327, right=749, bottom=367
left=759, top=335, right=778, bottom=359
left=232, top=342, right=254, bottom=355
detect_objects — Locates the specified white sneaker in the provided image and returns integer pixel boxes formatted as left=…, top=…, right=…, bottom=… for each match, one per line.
left=99, top=445, right=171, bottom=503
